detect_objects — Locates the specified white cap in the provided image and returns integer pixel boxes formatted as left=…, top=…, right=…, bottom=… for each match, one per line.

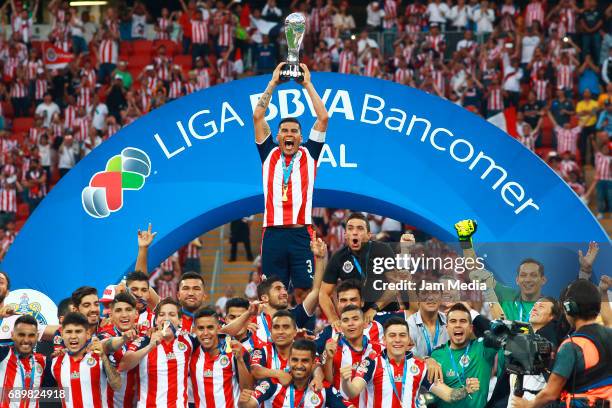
left=100, top=285, right=116, bottom=303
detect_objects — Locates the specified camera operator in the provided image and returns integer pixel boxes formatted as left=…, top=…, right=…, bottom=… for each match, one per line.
left=467, top=297, right=564, bottom=407
left=511, top=279, right=612, bottom=408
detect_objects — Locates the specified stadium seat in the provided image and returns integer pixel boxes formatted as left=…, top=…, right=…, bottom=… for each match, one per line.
left=16, top=203, right=29, bottom=221
left=13, top=117, right=34, bottom=133
left=153, top=40, right=177, bottom=56
left=174, top=54, right=192, bottom=70
left=120, top=41, right=134, bottom=56
left=129, top=54, right=153, bottom=70
left=132, top=40, right=154, bottom=56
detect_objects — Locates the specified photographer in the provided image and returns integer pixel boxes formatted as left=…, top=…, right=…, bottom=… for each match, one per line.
left=511, top=279, right=612, bottom=408
left=468, top=297, right=564, bottom=407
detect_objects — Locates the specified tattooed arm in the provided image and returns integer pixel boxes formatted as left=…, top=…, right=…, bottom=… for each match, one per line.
left=254, top=63, right=284, bottom=143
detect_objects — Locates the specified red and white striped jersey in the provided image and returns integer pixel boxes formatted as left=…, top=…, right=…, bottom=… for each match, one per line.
left=77, top=86, right=93, bottom=109
left=217, top=24, right=233, bottom=48
left=364, top=57, right=380, bottom=77
left=192, top=20, right=209, bottom=44
left=525, top=2, right=545, bottom=28
left=533, top=79, right=548, bottom=101
left=432, top=70, right=445, bottom=94
left=145, top=77, right=160, bottom=96
left=383, top=0, right=398, bottom=30
left=81, top=68, right=97, bottom=86
left=0, top=188, right=17, bottom=213
left=309, top=7, right=324, bottom=33
left=138, top=307, right=155, bottom=330
left=156, top=17, right=172, bottom=40
left=51, top=352, right=112, bottom=408
left=10, top=81, right=27, bottom=98
left=168, top=79, right=184, bottom=99
left=128, top=333, right=194, bottom=408
left=185, top=82, right=197, bottom=95
left=487, top=87, right=504, bottom=112
left=25, top=169, right=47, bottom=199
left=96, top=327, right=139, bottom=408
left=196, top=68, right=211, bottom=90
left=595, top=152, right=612, bottom=181
left=519, top=133, right=537, bottom=152
left=560, top=159, right=579, bottom=178
left=560, top=7, right=576, bottom=33
left=153, top=56, right=171, bottom=81
left=217, top=60, right=235, bottom=83
left=0, top=348, right=47, bottom=408
left=530, top=59, right=546, bottom=81
left=26, top=60, right=42, bottom=81
left=74, top=116, right=91, bottom=143
left=34, top=79, right=48, bottom=101
left=64, top=105, right=77, bottom=130
left=189, top=348, right=241, bottom=408
left=327, top=224, right=345, bottom=253
left=250, top=342, right=289, bottom=377
left=556, top=64, right=574, bottom=90
left=325, top=336, right=383, bottom=407
left=181, top=312, right=194, bottom=333
left=258, top=134, right=324, bottom=227
left=98, top=40, right=118, bottom=64
left=554, top=126, right=581, bottom=155
left=338, top=50, right=355, bottom=74
left=12, top=16, right=33, bottom=43
left=185, top=242, right=200, bottom=259
left=29, top=128, right=45, bottom=145
left=251, top=380, right=346, bottom=408
left=425, top=34, right=444, bottom=53
left=394, top=68, right=413, bottom=85
left=355, top=351, right=429, bottom=408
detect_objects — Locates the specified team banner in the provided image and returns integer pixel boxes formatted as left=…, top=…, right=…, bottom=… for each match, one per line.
left=2, top=74, right=609, bottom=302
left=42, top=44, right=74, bottom=69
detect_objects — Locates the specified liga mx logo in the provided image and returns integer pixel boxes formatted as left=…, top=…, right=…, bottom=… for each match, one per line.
left=82, top=147, right=151, bottom=218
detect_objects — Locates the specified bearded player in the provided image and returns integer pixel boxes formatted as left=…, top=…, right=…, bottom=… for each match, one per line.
left=254, top=62, right=329, bottom=300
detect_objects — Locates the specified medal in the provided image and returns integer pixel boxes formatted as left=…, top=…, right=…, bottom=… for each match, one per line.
left=282, top=185, right=289, bottom=202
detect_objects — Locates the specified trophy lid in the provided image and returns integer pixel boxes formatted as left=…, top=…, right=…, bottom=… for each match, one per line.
left=285, top=12, right=306, bottom=27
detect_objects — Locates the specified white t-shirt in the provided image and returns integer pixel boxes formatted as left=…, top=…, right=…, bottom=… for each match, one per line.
left=427, top=2, right=450, bottom=24
left=381, top=217, right=402, bottom=232
left=521, top=35, right=540, bottom=64
left=472, top=8, right=494, bottom=33
left=449, top=5, right=469, bottom=28
left=357, top=37, right=379, bottom=54
left=366, top=3, right=386, bottom=27
left=35, top=103, right=61, bottom=127
left=92, top=103, right=109, bottom=130
left=38, top=144, right=51, bottom=167
left=58, top=144, right=78, bottom=169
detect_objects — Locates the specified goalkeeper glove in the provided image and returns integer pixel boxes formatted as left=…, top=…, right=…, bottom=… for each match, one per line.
left=454, top=219, right=477, bottom=248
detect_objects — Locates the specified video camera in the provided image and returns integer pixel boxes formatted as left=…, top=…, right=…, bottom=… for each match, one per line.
left=483, top=320, right=553, bottom=397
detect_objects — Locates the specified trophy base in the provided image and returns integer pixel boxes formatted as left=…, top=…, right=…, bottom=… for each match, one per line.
left=279, top=63, right=304, bottom=83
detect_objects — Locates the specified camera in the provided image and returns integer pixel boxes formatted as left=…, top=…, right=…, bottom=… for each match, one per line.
left=483, top=320, right=553, bottom=396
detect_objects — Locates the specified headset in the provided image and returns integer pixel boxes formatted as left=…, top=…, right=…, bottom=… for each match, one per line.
left=562, top=281, right=581, bottom=317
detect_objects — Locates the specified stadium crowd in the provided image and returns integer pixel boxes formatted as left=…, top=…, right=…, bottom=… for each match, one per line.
left=0, top=0, right=611, bottom=407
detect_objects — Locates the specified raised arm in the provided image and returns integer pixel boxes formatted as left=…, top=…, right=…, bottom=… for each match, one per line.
left=253, top=63, right=283, bottom=143
left=136, top=223, right=157, bottom=274
left=91, top=337, right=122, bottom=391
left=299, top=64, right=329, bottom=132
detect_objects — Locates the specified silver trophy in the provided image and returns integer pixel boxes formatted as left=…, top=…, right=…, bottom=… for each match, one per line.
left=280, top=13, right=306, bottom=82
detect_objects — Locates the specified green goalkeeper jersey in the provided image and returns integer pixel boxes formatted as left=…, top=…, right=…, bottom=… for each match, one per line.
left=430, top=338, right=500, bottom=408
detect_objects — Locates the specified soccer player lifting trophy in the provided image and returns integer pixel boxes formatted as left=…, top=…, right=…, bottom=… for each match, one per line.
left=253, top=13, right=329, bottom=300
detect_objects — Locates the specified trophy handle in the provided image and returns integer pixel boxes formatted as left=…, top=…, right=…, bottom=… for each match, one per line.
left=278, top=62, right=304, bottom=83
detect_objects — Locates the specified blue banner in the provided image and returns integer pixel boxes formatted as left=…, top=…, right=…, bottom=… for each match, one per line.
left=3, top=73, right=609, bottom=302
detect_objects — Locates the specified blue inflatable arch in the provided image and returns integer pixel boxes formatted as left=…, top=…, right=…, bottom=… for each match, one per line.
left=4, top=74, right=609, bottom=302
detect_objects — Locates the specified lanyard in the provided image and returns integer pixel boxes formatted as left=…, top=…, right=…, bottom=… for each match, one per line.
left=281, top=154, right=297, bottom=187
left=340, top=335, right=368, bottom=352
left=260, top=313, right=271, bottom=339
left=383, top=354, right=408, bottom=404
left=67, top=338, right=92, bottom=357
left=447, top=342, right=471, bottom=385
left=515, top=297, right=529, bottom=322
left=15, top=352, right=36, bottom=390
left=289, top=384, right=309, bottom=408
left=351, top=242, right=372, bottom=279
left=420, top=318, right=440, bottom=356
left=271, top=344, right=286, bottom=371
